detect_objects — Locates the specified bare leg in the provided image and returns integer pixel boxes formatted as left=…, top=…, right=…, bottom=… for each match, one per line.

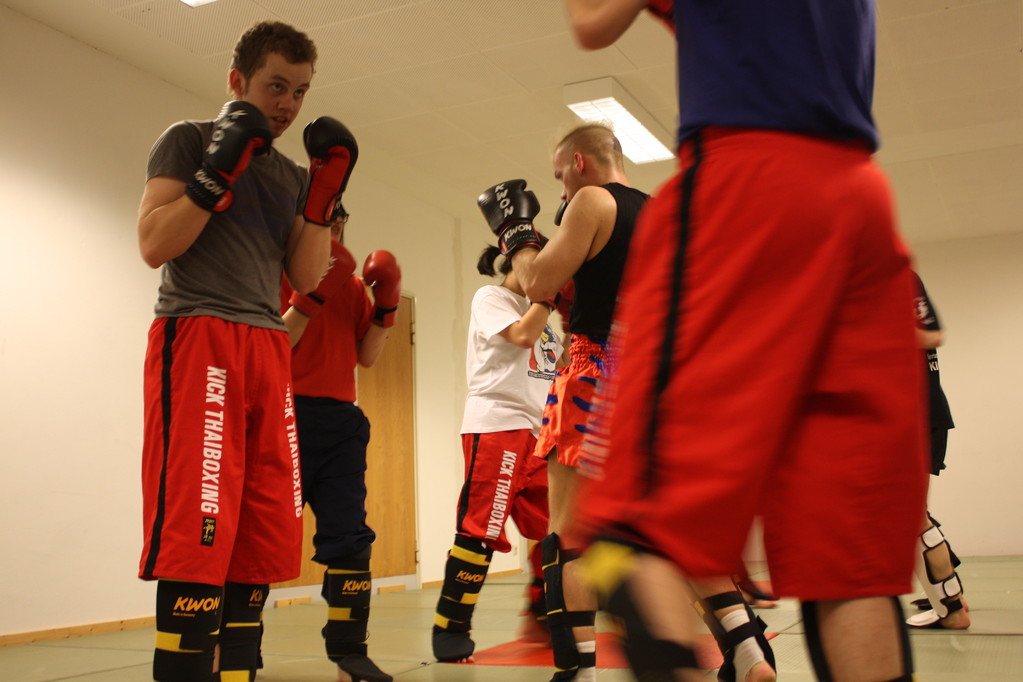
left=547, top=457, right=578, bottom=536
left=807, top=597, right=912, bottom=682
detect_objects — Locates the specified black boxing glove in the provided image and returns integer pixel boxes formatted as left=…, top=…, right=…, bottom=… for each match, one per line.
left=554, top=200, right=568, bottom=226
left=303, top=117, right=359, bottom=226
left=478, top=179, right=542, bottom=256
left=185, top=101, right=272, bottom=212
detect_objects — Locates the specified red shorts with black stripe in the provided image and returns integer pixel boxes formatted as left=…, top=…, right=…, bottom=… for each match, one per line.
left=139, top=316, right=303, bottom=585
left=533, top=336, right=607, bottom=468
left=456, top=431, right=549, bottom=553
left=573, top=129, right=929, bottom=601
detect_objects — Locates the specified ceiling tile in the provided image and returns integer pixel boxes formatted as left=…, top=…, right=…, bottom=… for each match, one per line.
left=426, top=0, right=568, bottom=51
left=886, top=0, right=1020, bottom=65
left=305, top=4, right=478, bottom=86
left=485, top=34, right=637, bottom=92
left=899, top=48, right=1023, bottom=102
left=911, top=87, right=1023, bottom=133
left=4, top=0, right=1021, bottom=244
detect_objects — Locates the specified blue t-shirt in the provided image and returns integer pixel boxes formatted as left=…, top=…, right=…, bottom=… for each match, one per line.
left=671, top=0, right=878, bottom=150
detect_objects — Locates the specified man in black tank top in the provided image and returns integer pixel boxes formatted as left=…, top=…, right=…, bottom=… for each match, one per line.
left=479, top=123, right=777, bottom=681
left=482, top=123, right=643, bottom=682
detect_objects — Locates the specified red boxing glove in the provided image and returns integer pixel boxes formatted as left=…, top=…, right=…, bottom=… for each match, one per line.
left=303, top=117, right=359, bottom=225
left=646, top=0, right=674, bottom=32
left=287, top=241, right=357, bottom=318
left=362, top=250, right=401, bottom=327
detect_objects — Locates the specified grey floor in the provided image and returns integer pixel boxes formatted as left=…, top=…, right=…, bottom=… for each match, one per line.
left=2, top=556, right=1021, bottom=681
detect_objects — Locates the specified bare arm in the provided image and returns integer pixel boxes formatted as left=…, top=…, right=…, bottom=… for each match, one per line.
left=284, top=216, right=332, bottom=294
left=499, top=303, right=554, bottom=349
left=511, top=185, right=616, bottom=301
left=917, top=328, right=945, bottom=350
left=282, top=306, right=311, bottom=348
left=137, top=176, right=214, bottom=268
left=357, top=323, right=390, bottom=367
left=564, top=0, right=649, bottom=49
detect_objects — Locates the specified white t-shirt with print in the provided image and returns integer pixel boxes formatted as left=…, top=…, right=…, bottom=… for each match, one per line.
left=460, top=285, right=561, bottom=436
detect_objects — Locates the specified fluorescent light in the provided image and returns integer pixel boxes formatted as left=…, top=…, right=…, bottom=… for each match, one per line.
left=564, top=78, right=674, bottom=164
left=179, top=0, right=219, bottom=7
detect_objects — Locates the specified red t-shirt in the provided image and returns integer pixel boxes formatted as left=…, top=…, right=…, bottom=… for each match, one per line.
left=282, top=244, right=374, bottom=402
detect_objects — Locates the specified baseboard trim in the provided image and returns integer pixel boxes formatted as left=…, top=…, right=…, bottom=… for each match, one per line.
left=0, top=616, right=156, bottom=648
left=421, top=567, right=522, bottom=589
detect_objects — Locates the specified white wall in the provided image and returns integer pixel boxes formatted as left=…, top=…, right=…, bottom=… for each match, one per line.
left=0, top=6, right=479, bottom=636
left=1, top=4, right=1020, bottom=638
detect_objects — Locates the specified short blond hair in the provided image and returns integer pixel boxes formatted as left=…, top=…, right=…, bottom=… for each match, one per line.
left=555, top=123, right=624, bottom=169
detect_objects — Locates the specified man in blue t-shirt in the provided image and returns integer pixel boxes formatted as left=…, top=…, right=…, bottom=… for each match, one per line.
left=561, top=3, right=926, bottom=681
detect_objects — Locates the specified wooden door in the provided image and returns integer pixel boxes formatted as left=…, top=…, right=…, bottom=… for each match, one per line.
left=275, top=294, right=417, bottom=588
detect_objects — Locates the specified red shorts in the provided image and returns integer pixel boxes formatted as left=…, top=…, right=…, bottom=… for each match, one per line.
left=139, top=316, right=303, bottom=585
left=574, top=129, right=928, bottom=601
left=534, top=336, right=606, bottom=468
left=457, top=431, right=549, bottom=552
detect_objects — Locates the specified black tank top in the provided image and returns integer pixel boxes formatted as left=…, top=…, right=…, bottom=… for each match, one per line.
left=570, top=183, right=649, bottom=336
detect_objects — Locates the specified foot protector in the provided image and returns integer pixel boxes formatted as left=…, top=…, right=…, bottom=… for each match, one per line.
left=906, top=606, right=969, bottom=630
left=219, top=582, right=268, bottom=682
left=336, top=653, right=393, bottom=681
left=698, top=594, right=773, bottom=682
left=324, top=551, right=374, bottom=662
left=433, top=535, right=492, bottom=659
left=432, top=625, right=475, bottom=662
left=154, top=580, right=222, bottom=682
left=916, top=522, right=966, bottom=619
left=542, top=533, right=596, bottom=677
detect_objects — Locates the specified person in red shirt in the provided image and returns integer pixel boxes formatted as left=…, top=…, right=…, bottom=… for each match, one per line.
left=282, top=203, right=401, bottom=682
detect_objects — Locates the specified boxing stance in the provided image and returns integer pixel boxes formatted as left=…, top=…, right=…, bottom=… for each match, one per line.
left=479, top=124, right=648, bottom=682
left=137, top=21, right=338, bottom=682
left=431, top=240, right=562, bottom=662
left=561, top=2, right=927, bottom=681
left=282, top=148, right=402, bottom=681
left=906, top=273, right=969, bottom=631
left=483, top=173, right=775, bottom=681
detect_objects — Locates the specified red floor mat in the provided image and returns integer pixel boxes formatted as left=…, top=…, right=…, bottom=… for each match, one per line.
left=463, top=631, right=775, bottom=670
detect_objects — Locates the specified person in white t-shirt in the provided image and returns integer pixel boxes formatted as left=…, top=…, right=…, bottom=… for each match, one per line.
left=432, top=242, right=564, bottom=663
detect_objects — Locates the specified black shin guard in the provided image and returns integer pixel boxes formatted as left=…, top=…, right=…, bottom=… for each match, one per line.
left=697, top=590, right=775, bottom=682
left=433, top=535, right=492, bottom=661
left=542, top=533, right=598, bottom=680
left=585, top=539, right=699, bottom=681
left=323, top=548, right=392, bottom=682
left=218, top=582, right=268, bottom=682
left=802, top=597, right=914, bottom=682
left=153, top=580, right=223, bottom=682
left=323, top=548, right=373, bottom=660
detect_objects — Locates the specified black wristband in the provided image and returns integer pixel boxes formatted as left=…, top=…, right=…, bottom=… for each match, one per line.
left=185, top=161, right=231, bottom=212
left=498, top=222, right=542, bottom=256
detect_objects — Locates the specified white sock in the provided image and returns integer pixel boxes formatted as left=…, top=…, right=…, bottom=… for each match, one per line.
left=576, top=639, right=596, bottom=681
left=720, top=608, right=767, bottom=680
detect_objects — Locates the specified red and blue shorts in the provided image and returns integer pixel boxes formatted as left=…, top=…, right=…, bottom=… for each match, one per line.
left=574, top=129, right=929, bottom=601
left=139, top=316, right=303, bottom=585
left=534, top=335, right=607, bottom=468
